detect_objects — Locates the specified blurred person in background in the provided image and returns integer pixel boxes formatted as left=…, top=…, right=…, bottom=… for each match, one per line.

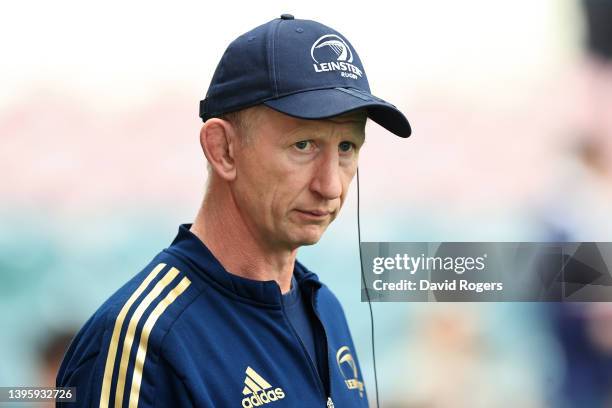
left=577, top=0, right=612, bottom=190
left=37, top=329, right=76, bottom=408
left=546, top=1, right=612, bottom=407
left=537, top=0, right=612, bottom=241
left=551, top=304, right=612, bottom=407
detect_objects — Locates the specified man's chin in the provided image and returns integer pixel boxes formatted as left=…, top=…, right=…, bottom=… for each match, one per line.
left=289, top=228, right=326, bottom=247
left=295, top=236, right=321, bottom=247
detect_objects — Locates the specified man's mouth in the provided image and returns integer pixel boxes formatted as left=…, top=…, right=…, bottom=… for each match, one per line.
left=294, top=209, right=332, bottom=219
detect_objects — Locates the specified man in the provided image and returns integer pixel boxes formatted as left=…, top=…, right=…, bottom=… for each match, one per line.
left=56, top=14, right=411, bottom=407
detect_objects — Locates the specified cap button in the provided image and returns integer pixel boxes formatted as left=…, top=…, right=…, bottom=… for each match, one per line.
left=280, top=14, right=294, bottom=20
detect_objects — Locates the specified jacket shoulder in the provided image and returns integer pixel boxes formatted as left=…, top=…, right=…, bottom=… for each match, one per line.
left=57, top=253, right=202, bottom=407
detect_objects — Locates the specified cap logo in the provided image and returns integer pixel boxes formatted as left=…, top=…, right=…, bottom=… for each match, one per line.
left=310, top=34, right=363, bottom=80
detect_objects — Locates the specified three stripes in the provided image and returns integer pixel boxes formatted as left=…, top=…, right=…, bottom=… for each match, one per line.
left=99, top=263, right=191, bottom=408
left=242, top=366, right=273, bottom=395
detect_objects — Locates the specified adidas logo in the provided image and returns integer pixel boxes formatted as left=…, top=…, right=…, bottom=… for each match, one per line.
left=241, top=366, right=286, bottom=407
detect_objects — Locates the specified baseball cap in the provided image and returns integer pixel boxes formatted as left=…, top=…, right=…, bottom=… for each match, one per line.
left=199, top=14, right=412, bottom=138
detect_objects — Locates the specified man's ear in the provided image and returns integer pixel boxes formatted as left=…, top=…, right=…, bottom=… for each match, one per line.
left=199, top=118, right=237, bottom=181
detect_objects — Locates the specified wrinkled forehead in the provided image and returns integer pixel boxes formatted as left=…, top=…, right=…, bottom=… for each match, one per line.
left=316, top=110, right=367, bottom=139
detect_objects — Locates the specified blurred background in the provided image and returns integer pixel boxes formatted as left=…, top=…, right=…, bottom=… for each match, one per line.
left=1, top=0, right=612, bottom=407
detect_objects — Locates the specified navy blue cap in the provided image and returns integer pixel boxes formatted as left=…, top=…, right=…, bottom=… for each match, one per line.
left=199, top=15, right=412, bottom=138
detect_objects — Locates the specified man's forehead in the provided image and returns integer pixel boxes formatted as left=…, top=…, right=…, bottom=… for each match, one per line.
left=231, top=105, right=367, bottom=145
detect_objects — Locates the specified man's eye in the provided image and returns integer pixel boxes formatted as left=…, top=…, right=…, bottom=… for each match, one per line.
left=339, top=141, right=355, bottom=152
left=294, top=140, right=312, bottom=151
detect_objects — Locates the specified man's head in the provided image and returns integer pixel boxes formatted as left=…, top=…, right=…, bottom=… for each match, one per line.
left=196, top=15, right=412, bottom=252
left=200, top=105, right=366, bottom=251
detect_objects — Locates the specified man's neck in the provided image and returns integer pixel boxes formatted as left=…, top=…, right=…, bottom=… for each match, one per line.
left=189, top=183, right=296, bottom=294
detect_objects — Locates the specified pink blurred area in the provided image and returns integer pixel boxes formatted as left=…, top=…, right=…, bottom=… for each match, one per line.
left=0, top=87, right=204, bottom=215
left=0, top=62, right=590, bottom=216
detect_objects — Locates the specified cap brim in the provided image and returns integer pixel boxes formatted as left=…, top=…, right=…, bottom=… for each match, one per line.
left=263, top=87, right=411, bottom=138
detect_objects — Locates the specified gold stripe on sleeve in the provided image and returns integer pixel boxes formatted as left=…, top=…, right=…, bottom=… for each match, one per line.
left=128, top=276, right=191, bottom=408
left=113, top=267, right=180, bottom=408
left=99, top=263, right=166, bottom=408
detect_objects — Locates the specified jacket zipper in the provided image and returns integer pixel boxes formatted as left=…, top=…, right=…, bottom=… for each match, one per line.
left=279, top=287, right=330, bottom=406
left=310, top=287, right=335, bottom=408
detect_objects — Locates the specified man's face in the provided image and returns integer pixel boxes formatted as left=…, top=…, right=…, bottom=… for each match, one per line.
left=231, top=106, right=366, bottom=251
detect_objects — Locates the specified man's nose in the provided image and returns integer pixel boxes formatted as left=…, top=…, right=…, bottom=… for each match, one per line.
left=310, top=150, right=343, bottom=200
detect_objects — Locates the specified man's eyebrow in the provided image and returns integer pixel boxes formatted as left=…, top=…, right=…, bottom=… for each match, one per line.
left=279, top=116, right=366, bottom=142
left=280, top=127, right=308, bottom=142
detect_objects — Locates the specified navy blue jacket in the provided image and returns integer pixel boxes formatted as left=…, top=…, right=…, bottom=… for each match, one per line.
left=57, top=224, right=368, bottom=407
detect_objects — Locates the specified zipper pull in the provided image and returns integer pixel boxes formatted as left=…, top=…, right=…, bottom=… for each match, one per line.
left=326, top=397, right=335, bottom=408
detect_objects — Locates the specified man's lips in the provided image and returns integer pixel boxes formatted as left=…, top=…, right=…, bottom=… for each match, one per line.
left=294, top=209, right=333, bottom=218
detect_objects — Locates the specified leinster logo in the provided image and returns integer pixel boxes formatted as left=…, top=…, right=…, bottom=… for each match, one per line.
left=310, top=34, right=363, bottom=79
left=336, top=346, right=364, bottom=397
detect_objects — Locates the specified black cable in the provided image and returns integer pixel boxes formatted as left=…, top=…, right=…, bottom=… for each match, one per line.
left=356, top=167, right=380, bottom=408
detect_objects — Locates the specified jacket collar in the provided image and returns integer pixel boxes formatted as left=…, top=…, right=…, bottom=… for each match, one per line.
left=166, top=223, right=322, bottom=306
